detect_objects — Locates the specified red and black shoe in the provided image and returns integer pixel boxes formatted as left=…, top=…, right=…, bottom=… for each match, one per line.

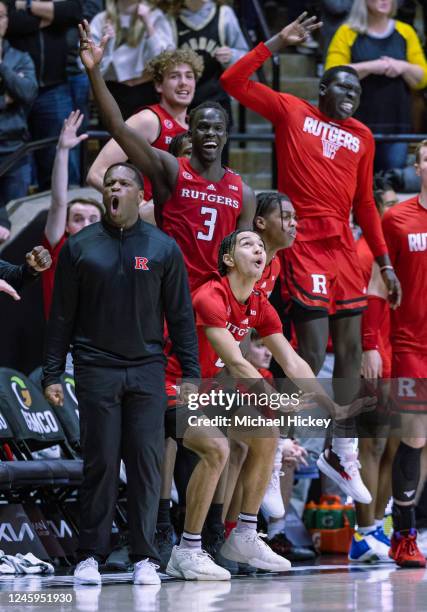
left=389, top=529, right=426, bottom=568
left=317, top=447, right=372, bottom=504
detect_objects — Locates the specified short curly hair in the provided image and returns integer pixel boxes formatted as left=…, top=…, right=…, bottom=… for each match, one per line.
left=145, top=49, right=204, bottom=84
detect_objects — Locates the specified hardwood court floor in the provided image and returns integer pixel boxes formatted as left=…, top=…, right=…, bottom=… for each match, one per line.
left=0, top=556, right=425, bottom=611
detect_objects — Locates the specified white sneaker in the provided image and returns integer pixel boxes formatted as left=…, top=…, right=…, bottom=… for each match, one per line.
left=133, top=559, right=161, bottom=585
left=73, top=558, right=101, bottom=585
left=220, top=529, right=291, bottom=572
left=166, top=546, right=231, bottom=581
left=317, top=448, right=372, bottom=504
left=261, top=440, right=285, bottom=519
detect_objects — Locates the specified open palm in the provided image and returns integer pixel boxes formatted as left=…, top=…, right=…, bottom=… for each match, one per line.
left=78, top=19, right=109, bottom=71
left=59, top=110, right=88, bottom=150
left=279, top=12, right=322, bottom=47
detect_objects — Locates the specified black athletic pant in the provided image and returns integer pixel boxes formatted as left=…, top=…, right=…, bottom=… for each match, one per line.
left=74, top=361, right=167, bottom=562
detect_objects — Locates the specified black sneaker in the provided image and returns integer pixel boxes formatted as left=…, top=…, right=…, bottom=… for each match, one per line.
left=268, top=533, right=316, bottom=562
left=155, top=524, right=176, bottom=571
left=202, top=523, right=225, bottom=558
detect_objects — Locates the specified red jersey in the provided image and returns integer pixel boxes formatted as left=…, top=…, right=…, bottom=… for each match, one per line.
left=256, top=255, right=281, bottom=297
left=166, top=275, right=283, bottom=380
left=382, top=196, right=427, bottom=354
left=220, top=44, right=387, bottom=258
left=41, top=233, right=67, bottom=319
left=157, top=158, right=243, bottom=291
left=143, top=104, right=187, bottom=202
left=356, top=236, right=391, bottom=377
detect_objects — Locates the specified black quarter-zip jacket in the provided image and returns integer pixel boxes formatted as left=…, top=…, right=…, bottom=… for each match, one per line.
left=42, top=218, right=200, bottom=386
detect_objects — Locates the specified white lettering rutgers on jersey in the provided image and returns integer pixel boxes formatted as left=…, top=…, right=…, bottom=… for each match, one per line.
left=408, top=232, right=427, bottom=252
left=303, top=117, right=360, bottom=160
left=180, top=188, right=240, bottom=209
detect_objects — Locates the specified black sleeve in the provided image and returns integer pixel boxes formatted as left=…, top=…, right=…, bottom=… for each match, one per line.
left=0, top=259, right=38, bottom=290
left=42, top=241, right=79, bottom=387
left=162, top=242, right=200, bottom=379
left=5, top=2, right=41, bottom=36
left=83, top=0, right=103, bottom=21
left=52, top=0, right=83, bottom=26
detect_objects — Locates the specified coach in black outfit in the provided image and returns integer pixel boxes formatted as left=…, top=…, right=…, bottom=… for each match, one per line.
left=42, top=162, right=200, bottom=586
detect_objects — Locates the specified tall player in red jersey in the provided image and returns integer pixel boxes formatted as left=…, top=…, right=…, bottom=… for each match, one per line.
left=382, top=141, right=427, bottom=568
left=221, top=12, right=401, bottom=501
left=86, top=48, right=204, bottom=201
left=79, top=20, right=255, bottom=292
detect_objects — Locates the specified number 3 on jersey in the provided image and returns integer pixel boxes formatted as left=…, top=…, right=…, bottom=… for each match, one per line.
left=197, top=206, right=218, bottom=241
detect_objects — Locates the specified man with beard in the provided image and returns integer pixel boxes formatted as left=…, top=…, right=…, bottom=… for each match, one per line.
left=43, top=162, right=199, bottom=586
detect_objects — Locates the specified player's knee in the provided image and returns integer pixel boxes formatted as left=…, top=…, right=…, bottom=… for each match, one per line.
left=229, top=440, right=248, bottom=467
left=392, top=441, right=423, bottom=502
left=334, top=337, right=361, bottom=367
left=201, top=437, right=230, bottom=471
left=298, top=346, right=325, bottom=374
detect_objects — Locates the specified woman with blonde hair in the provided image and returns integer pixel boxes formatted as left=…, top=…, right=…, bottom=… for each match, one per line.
left=90, top=1, right=174, bottom=118
left=326, top=0, right=427, bottom=171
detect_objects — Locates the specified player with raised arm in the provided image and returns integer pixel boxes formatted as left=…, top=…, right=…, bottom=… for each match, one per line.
left=79, top=20, right=255, bottom=291
left=87, top=48, right=203, bottom=203
left=220, top=12, right=401, bottom=502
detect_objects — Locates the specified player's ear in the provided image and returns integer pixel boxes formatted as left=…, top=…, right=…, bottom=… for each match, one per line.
left=415, top=161, right=421, bottom=176
left=254, top=216, right=265, bottom=231
left=154, top=80, right=163, bottom=95
left=319, top=83, right=327, bottom=97
left=222, top=252, right=234, bottom=271
left=138, top=189, right=144, bottom=204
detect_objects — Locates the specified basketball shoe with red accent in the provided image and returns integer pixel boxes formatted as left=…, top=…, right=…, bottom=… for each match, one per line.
left=317, top=447, right=372, bottom=504
left=389, top=530, right=426, bottom=568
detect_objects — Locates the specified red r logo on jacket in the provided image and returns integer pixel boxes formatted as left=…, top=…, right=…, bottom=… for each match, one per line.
left=135, top=257, right=149, bottom=270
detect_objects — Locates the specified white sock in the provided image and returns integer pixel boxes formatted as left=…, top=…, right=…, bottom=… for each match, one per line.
left=332, top=437, right=356, bottom=458
left=358, top=524, right=376, bottom=535
left=268, top=516, right=286, bottom=539
left=375, top=519, right=383, bottom=529
left=236, top=513, right=257, bottom=532
left=180, top=531, right=202, bottom=550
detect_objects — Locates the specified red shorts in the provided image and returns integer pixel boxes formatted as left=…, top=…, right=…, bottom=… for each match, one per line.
left=281, top=237, right=367, bottom=316
left=391, top=352, right=427, bottom=413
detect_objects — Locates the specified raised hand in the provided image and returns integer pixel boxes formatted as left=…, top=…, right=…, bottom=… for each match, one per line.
left=26, top=246, right=52, bottom=273
left=58, top=110, right=88, bottom=150
left=78, top=19, right=110, bottom=71
left=279, top=11, right=322, bottom=47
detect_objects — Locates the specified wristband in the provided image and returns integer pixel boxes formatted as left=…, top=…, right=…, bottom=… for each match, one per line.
left=379, top=265, right=394, bottom=273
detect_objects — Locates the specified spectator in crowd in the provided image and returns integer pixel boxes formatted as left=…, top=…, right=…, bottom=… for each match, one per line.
left=320, top=1, right=353, bottom=60
left=0, top=0, right=37, bottom=244
left=66, top=0, right=104, bottom=184
left=42, top=110, right=103, bottom=319
left=287, top=1, right=319, bottom=53
left=326, top=0, right=427, bottom=171
left=166, top=0, right=248, bottom=162
left=0, top=246, right=52, bottom=300
left=397, top=0, right=427, bottom=44
left=6, top=0, right=83, bottom=190
left=89, top=0, right=174, bottom=119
